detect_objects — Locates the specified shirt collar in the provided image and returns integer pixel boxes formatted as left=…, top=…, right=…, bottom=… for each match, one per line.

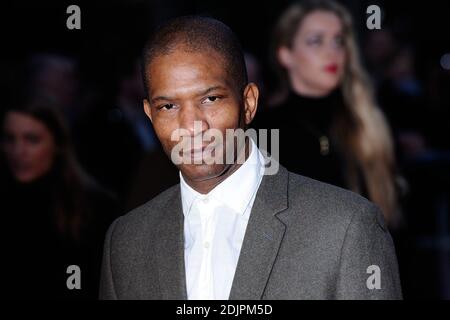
left=179, top=137, right=264, bottom=216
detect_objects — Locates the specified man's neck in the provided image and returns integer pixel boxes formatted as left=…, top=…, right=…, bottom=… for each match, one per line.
left=182, top=138, right=251, bottom=194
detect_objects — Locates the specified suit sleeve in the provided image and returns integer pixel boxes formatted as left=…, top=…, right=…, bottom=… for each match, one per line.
left=99, top=217, right=120, bottom=300
left=335, top=203, right=403, bottom=299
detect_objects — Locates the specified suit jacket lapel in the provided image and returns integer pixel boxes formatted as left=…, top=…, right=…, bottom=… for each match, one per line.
left=154, top=189, right=188, bottom=300
left=229, top=164, right=289, bottom=300
left=152, top=161, right=289, bottom=300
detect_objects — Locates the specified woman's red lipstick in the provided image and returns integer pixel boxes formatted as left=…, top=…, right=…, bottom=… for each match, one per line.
left=325, top=64, right=338, bottom=73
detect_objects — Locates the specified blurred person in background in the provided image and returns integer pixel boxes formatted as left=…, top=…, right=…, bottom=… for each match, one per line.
left=254, top=0, right=402, bottom=228
left=383, top=46, right=426, bottom=153
left=74, top=58, right=161, bottom=212
left=26, top=53, right=81, bottom=127
left=363, top=28, right=397, bottom=88
left=0, top=95, right=117, bottom=299
left=353, top=28, right=427, bottom=160
left=244, top=51, right=267, bottom=110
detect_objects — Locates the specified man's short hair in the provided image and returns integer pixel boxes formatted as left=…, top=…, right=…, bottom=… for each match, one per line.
left=141, top=15, right=248, bottom=99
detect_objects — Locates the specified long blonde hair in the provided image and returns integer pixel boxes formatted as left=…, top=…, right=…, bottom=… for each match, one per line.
left=272, top=0, right=401, bottom=226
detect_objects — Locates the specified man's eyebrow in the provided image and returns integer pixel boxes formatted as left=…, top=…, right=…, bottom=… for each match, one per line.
left=150, top=95, right=172, bottom=104
left=198, top=86, right=227, bottom=96
left=150, top=86, right=227, bottom=104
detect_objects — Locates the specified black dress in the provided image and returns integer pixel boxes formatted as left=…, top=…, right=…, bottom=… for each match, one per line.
left=252, top=89, right=348, bottom=189
left=0, top=170, right=117, bottom=299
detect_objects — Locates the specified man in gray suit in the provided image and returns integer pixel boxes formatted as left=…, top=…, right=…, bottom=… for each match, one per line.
left=99, top=16, right=402, bottom=300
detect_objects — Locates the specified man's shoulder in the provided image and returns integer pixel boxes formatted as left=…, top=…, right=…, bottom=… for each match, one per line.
left=108, top=184, right=180, bottom=238
left=285, top=170, right=386, bottom=231
left=287, top=171, right=372, bottom=209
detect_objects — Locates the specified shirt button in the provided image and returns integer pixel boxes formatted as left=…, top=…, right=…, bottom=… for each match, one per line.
left=204, top=242, right=210, bottom=249
left=202, top=197, right=209, bottom=204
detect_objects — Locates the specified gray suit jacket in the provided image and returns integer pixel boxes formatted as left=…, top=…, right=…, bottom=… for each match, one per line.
left=99, top=164, right=402, bottom=300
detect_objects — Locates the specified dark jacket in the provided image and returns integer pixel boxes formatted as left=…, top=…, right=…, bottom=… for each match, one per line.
left=100, top=160, right=402, bottom=300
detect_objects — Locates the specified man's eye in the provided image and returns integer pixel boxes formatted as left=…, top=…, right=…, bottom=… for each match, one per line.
left=203, top=96, right=220, bottom=103
left=159, top=103, right=175, bottom=110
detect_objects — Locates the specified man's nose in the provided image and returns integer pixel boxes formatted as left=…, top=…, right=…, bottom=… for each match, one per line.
left=178, top=103, right=209, bottom=137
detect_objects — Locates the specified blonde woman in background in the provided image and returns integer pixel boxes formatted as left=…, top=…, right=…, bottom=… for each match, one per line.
left=255, top=0, right=402, bottom=227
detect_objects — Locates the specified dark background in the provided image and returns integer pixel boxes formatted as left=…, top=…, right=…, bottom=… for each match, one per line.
left=1, top=0, right=449, bottom=300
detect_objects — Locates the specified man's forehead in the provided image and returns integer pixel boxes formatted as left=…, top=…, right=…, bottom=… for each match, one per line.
left=149, top=45, right=226, bottom=70
left=147, top=51, right=235, bottom=94
left=149, top=84, right=230, bottom=103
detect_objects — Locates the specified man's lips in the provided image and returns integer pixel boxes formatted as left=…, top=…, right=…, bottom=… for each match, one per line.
left=183, top=144, right=219, bottom=157
left=186, top=145, right=212, bottom=153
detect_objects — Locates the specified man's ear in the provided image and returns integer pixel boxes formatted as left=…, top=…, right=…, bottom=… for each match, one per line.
left=143, top=99, right=153, bottom=123
left=243, top=83, right=259, bottom=125
left=277, top=46, right=292, bottom=69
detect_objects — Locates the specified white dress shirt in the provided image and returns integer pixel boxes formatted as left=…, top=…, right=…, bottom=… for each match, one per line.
left=179, top=137, right=265, bottom=300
